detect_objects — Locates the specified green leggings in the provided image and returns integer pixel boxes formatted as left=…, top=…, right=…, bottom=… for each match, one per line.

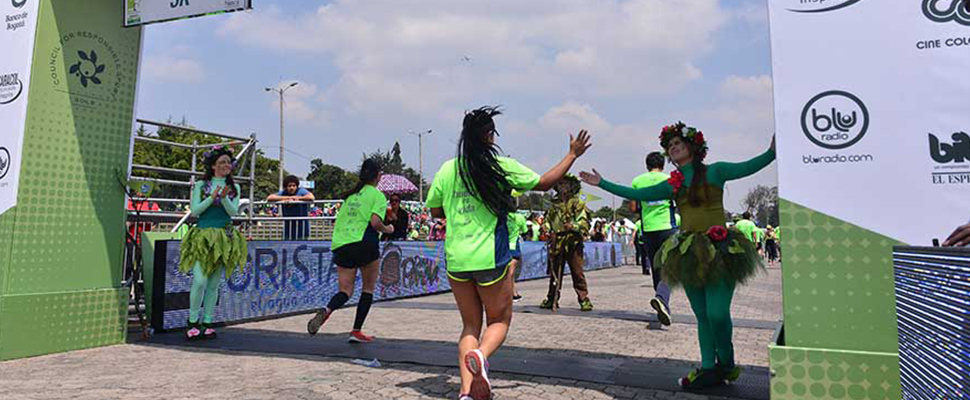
left=683, top=278, right=736, bottom=369
left=189, top=261, right=225, bottom=325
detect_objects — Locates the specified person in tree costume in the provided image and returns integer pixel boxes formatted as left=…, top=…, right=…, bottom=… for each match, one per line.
left=540, top=174, right=593, bottom=312
left=581, top=122, right=775, bottom=389
left=179, top=146, right=248, bottom=340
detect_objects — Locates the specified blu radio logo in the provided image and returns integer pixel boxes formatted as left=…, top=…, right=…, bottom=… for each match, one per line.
left=923, top=0, right=970, bottom=25
left=929, top=132, right=970, bottom=164
left=801, top=91, right=870, bottom=150
left=12, top=0, right=26, bottom=8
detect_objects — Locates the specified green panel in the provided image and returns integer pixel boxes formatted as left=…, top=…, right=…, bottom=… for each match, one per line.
left=779, top=199, right=900, bottom=353
left=4, top=0, right=141, bottom=294
left=770, top=344, right=900, bottom=400
left=0, top=288, right=127, bottom=361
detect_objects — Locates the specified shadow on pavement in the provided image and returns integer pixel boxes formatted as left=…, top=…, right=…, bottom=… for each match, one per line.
left=141, top=326, right=769, bottom=400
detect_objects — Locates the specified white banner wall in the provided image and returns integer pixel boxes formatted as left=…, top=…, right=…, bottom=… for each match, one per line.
left=770, top=0, right=970, bottom=245
left=125, top=0, right=252, bottom=26
left=0, top=0, right=40, bottom=216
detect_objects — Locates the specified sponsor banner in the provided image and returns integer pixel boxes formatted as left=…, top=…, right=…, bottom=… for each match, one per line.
left=769, top=0, right=970, bottom=245
left=155, top=240, right=623, bottom=330
left=124, top=0, right=252, bottom=27
left=0, top=0, right=39, bottom=216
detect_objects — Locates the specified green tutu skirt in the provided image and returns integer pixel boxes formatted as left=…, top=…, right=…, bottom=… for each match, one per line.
left=656, top=228, right=763, bottom=287
left=179, top=225, right=248, bottom=277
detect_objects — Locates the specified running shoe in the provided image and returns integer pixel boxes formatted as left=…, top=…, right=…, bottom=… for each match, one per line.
left=650, top=297, right=672, bottom=326
left=717, top=364, right=742, bottom=383
left=306, top=307, right=332, bottom=335
left=185, top=321, right=202, bottom=341
left=512, top=294, right=522, bottom=303
left=679, top=368, right=723, bottom=390
left=539, top=299, right=555, bottom=309
left=348, top=330, right=375, bottom=343
left=464, top=349, right=491, bottom=400
left=202, top=324, right=217, bottom=340
left=579, top=298, right=594, bottom=312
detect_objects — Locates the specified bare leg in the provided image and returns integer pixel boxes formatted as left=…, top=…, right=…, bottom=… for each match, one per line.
left=451, top=278, right=484, bottom=395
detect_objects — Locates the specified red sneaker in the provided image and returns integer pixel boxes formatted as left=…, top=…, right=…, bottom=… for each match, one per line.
left=348, top=330, right=375, bottom=343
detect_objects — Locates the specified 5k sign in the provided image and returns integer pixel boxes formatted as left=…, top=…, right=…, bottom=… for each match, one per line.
left=124, top=0, right=252, bottom=27
left=0, top=0, right=39, bottom=216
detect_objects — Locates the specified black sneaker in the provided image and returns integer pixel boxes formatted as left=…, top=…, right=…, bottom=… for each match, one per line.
left=512, top=294, right=522, bottom=303
left=650, top=297, right=672, bottom=326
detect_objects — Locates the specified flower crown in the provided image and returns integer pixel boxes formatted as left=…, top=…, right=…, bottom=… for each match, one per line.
left=202, top=145, right=238, bottom=169
left=659, top=122, right=708, bottom=161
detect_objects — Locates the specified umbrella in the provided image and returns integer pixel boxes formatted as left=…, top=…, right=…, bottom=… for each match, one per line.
left=377, top=174, right=418, bottom=194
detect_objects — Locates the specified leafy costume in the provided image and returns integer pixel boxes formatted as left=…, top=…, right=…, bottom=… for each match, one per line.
left=179, top=178, right=248, bottom=326
left=542, top=176, right=592, bottom=310
left=596, top=124, right=775, bottom=376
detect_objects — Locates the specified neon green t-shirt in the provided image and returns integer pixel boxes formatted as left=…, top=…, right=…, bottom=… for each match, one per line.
left=331, top=185, right=387, bottom=250
left=735, top=219, right=757, bottom=243
left=426, top=157, right=540, bottom=272
left=508, top=212, right=528, bottom=251
left=631, top=171, right=676, bottom=232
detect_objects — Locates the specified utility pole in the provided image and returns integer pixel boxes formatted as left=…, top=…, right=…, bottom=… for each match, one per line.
left=409, top=129, right=433, bottom=203
left=265, top=81, right=299, bottom=190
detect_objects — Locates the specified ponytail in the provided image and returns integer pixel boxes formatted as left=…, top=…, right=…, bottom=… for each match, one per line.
left=456, top=106, right=514, bottom=216
left=341, top=158, right=382, bottom=199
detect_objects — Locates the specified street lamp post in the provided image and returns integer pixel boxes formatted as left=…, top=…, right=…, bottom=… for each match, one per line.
left=409, top=129, right=432, bottom=203
left=265, top=81, right=299, bottom=190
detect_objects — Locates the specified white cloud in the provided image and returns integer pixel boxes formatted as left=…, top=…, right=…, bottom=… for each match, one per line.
left=219, top=0, right=728, bottom=120
left=143, top=55, right=204, bottom=83
left=266, top=81, right=331, bottom=127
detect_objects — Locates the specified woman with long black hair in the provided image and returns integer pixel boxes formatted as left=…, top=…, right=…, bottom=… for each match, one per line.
left=179, top=146, right=247, bottom=340
left=307, top=158, right=394, bottom=343
left=426, top=106, right=591, bottom=400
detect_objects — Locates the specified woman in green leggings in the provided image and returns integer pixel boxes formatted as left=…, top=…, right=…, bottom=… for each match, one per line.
left=178, top=146, right=248, bottom=340
left=580, top=122, right=774, bottom=389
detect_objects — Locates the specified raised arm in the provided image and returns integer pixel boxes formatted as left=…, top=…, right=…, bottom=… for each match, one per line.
left=580, top=169, right=674, bottom=202
left=533, top=130, right=592, bottom=191
left=710, top=147, right=776, bottom=183
left=190, top=181, right=215, bottom=216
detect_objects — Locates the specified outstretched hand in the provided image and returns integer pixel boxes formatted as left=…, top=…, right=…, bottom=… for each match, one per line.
left=569, top=130, right=592, bottom=158
left=943, top=223, right=970, bottom=247
left=579, top=169, right=602, bottom=186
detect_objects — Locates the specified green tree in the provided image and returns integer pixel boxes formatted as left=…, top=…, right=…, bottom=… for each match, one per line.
left=363, top=142, right=428, bottom=200
left=742, top=185, right=779, bottom=227
left=306, top=159, right=358, bottom=200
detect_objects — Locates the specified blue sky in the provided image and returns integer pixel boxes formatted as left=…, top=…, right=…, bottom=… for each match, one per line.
left=137, top=0, right=776, bottom=211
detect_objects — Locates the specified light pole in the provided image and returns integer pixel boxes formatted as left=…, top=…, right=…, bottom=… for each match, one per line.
left=409, top=129, right=433, bottom=203
left=265, top=81, right=299, bottom=190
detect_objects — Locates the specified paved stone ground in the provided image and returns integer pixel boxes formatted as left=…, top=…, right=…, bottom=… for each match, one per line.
left=0, top=264, right=782, bottom=400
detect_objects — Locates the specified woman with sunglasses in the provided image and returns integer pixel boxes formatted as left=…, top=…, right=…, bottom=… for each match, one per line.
left=426, top=106, right=591, bottom=400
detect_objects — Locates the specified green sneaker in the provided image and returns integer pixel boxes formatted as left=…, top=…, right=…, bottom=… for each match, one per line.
left=717, top=364, right=742, bottom=383
left=539, top=299, right=556, bottom=309
left=679, top=368, right=723, bottom=390
left=579, top=298, right=594, bottom=312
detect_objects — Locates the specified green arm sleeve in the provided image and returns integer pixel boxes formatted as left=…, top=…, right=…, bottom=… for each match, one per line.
left=190, top=181, right=213, bottom=216
left=220, top=184, right=241, bottom=215
left=598, top=178, right=674, bottom=202
left=709, top=148, right=776, bottom=183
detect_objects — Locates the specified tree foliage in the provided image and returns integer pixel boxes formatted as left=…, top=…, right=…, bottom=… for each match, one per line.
left=741, top=185, right=779, bottom=227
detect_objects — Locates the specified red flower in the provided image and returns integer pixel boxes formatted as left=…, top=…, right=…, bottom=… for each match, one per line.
left=706, top=225, right=728, bottom=242
left=667, top=170, right=685, bottom=194
left=695, top=131, right=704, bottom=144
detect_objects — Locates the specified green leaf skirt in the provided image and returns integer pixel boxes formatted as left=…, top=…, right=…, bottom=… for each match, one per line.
left=178, top=225, right=249, bottom=277
left=656, top=228, right=763, bottom=287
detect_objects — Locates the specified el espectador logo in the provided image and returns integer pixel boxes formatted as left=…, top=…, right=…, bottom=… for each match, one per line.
left=800, top=90, right=870, bottom=150
left=788, top=0, right=864, bottom=13
left=923, top=0, right=970, bottom=25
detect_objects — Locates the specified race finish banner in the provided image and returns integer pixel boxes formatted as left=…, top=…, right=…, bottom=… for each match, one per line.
left=124, top=0, right=252, bottom=27
left=151, top=240, right=622, bottom=331
left=0, top=0, right=40, bottom=216
left=768, top=1, right=970, bottom=399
